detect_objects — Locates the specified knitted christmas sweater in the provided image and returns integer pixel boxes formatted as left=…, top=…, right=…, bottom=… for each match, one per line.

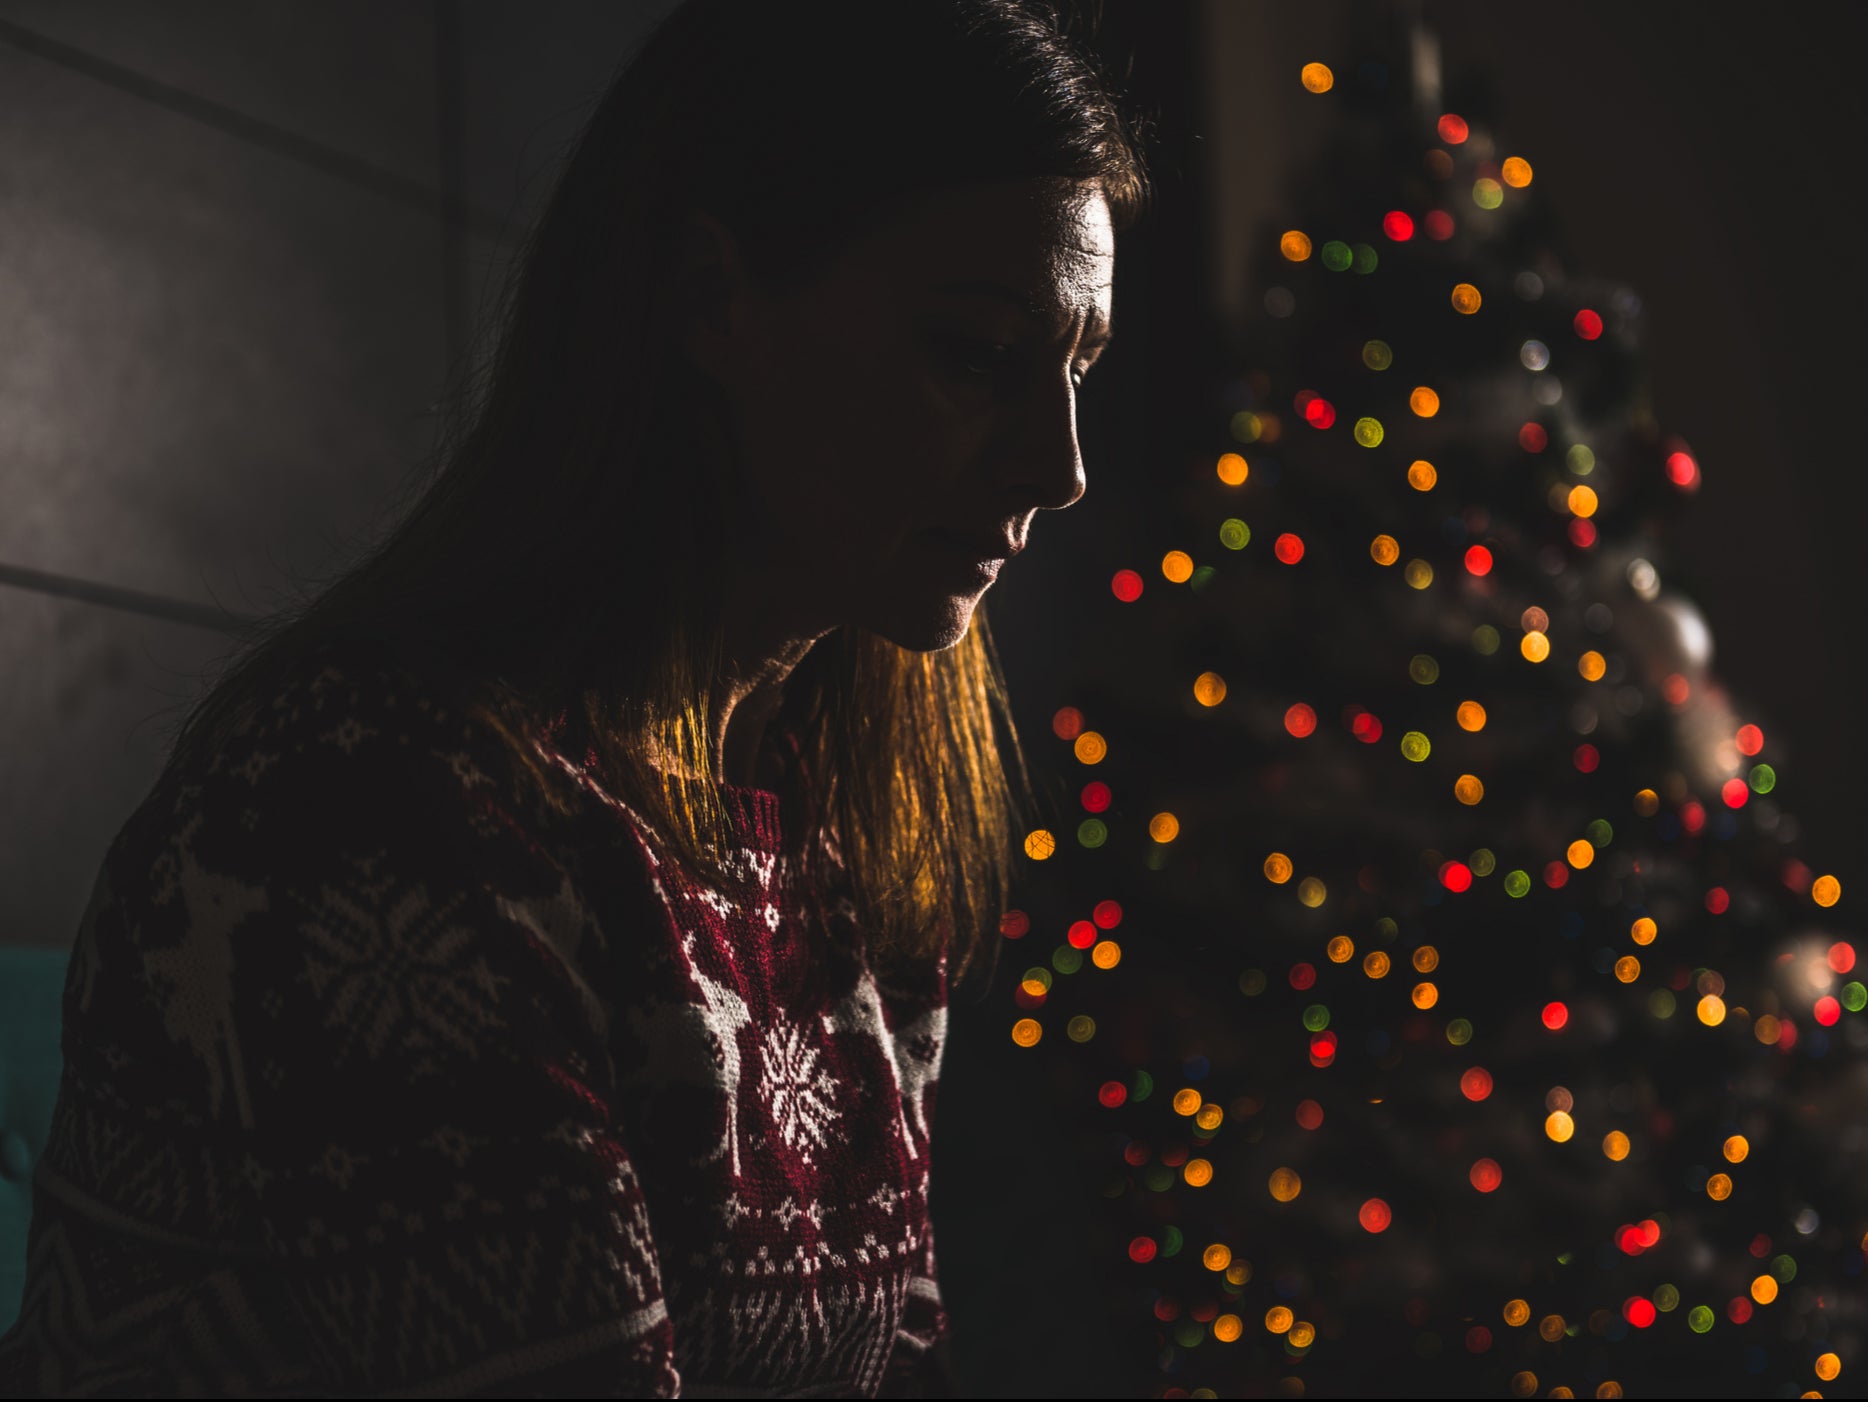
left=0, top=643, right=955, bottom=1398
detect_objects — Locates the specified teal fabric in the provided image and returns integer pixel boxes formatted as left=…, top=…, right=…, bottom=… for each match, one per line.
left=0, top=943, right=68, bottom=1336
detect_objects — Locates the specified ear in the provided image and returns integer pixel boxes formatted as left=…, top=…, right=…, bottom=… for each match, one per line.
left=661, top=206, right=754, bottom=385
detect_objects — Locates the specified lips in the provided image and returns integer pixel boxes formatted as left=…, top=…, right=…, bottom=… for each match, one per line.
left=924, top=527, right=1019, bottom=561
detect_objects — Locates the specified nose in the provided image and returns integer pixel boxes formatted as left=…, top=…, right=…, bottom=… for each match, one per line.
left=1022, top=368, right=1088, bottom=513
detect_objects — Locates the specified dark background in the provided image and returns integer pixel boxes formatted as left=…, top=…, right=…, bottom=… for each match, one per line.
left=2, top=3, right=1863, bottom=1395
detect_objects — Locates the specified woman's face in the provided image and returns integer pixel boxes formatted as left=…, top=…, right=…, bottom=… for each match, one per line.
left=678, top=176, right=1115, bottom=654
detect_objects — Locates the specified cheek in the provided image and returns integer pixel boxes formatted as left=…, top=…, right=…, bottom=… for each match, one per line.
left=747, top=344, right=967, bottom=556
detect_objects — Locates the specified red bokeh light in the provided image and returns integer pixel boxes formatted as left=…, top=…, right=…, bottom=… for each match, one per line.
left=1722, top=777, right=1750, bottom=809
left=1128, top=1236, right=1157, bottom=1263
left=1736, top=723, right=1764, bottom=755
left=1295, top=1099, right=1324, bottom=1130
left=1469, top=1157, right=1503, bottom=1192
left=1067, top=920, right=1097, bottom=949
left=1286, top=702, right=1318, bottom=737
left=1290, top=962, right=1317, bottom=990
left=1518, top=422, right=1549, bottom=453
left=1438, top=113, right=1470, bottom=144
left=1424, top=209, right=1455, bottom=240
left=1275, top=533, right=1306, bottom=564
left=1542, top=1001, right=1569, bottom=1031
left=1460, top=1067, right=1494, bottom=1101
left=1440, top=860, right=1473, bottom=892
left=1359, top=1198, right=1393, bottom=1233
left=1000, top=910, right=1030, bottom=939
left=1382, top=210, right=1415, bottom=240
left=1574, top=308, right=1604, bottom=340
left=1111, top=568, right=1143, bottom=602
left=1464, top=545, right=1493, bottom=575
left=1081, top=781, right=1111, bottom=813
left=1098, top=1081, right=1127, bottom=1108
left=1623, top=1297, right=1657, bottom=1328
left=1706, top=886, right=1730, bottom=915
left=1574, top=743, right=1600, bottom=773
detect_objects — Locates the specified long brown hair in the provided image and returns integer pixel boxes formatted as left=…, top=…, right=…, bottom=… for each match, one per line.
left=155, top=0, right=1152, bottom=992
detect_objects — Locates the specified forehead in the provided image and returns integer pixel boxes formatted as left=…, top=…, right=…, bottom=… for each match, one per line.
left=860, top=178, right=1115, bottom=321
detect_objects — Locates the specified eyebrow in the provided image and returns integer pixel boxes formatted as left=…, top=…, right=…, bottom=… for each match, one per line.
left=933, top=278, right=1115, bottom=349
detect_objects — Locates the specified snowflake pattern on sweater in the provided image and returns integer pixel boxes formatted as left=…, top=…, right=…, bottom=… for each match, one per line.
left=0, top=643, right=954, bottom=1398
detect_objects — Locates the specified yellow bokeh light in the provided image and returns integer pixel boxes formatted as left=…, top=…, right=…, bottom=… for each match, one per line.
left=1226, top=1260, right=1252, bottom=1286
left=1149, top=812, right=1180, bottom=843
left=1567, top=839, right=1595, bottom=869
left=1631, top=917, right=1657, bottom=945
left=1456, top=700, right=1487, bottom=731
left=1597, top=1385, right=1623, bottom=1401
left=1579, top=650, right=1607, bottom=681
left=1217, top=452, right=1249, bottom=485
left=1265, top=1305, right=1294, bottom=1334
left=1707, top=1172, right=1733, bottom=1200
left=1568, top=484, right=1599, bottom=518
left=1451, top=282, right=1482, bottom=314
left=1280, top=230, right=1313, bottom=262
left=1173, top=1088, right=1202, bottom=1115
left=1503, top=1299, right=1531, bottom=1328
left=1410, top=386, right=1440, bottom=417
left=1539, top=1314, right=1566, bottom=1343
left=1412, top=945, right=1440, bottom=973
left=1815, top=1353, right=1840, bottom=1382
left=1288, top=1321, right=1316, bottom=1348
left=1634, top=788, right=1660, bottom=816
left=1265, top=852, right=1294, bottom=883
left=1752, top=1275, right=1778, bottom=1305
left=1268, top=1167, right=1302, bottom=1202
left=1194, top=671, right=1228, bottom=707
left=1411, top=980, right=1439, bottom=1009
left=1297, top=876, right=1326, bottom=907
left=1300, top=62, right=1334, bottom=93
left=1371, top=533, right=1400, bottom=565
left=1067, top=1015, right=1095, bottom=1042
left=1602, top=1130, right=1630, bottom=1161
left=1545, top=1110, right=1575, bottom=1143
left=1195, top=1103, right=1224, bottom=1131
left=1022, top=829, right=1056, bottom=860
left=1455, top=773, right=1485, bottom=805
left=1614, top=955, right=1640, bottom=983
left=1698, top=994, right=1727, bottom=1026
left=1405, top=558, right=1434, bottom=589
left=1364, top=950, right=1391, bottom=979
left=1724, top=1134, right=1749, bottom=1164
left=1184, top=1158, right=1214, bottom=1187
left=1407, top=459, right=1437, bottom=491
left=1214, top=1313, right=1244, bottom=1343
left=1073, top=731, right=1107, bottom=765
left=1510, top=1373, right=1538, bottom=1399
left=1092, top=939, right=1122, bottom=969
left=1522, top=630, right=1551, bottom=662
left=1162, top=550, right=1193, bottom=583
left=1327, top=935, right=1355, bottom=963
left=1812, top=874, right=1841, bottom=907
left=1502, top=156, right=1533, bottom=187
left=1011, top=1017, right=1041, bottom=1047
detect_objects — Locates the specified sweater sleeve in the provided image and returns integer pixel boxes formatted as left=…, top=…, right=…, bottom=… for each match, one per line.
left=4, top=659, right=682, bottom=1398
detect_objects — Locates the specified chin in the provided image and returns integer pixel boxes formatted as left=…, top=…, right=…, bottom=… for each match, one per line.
left=866, top=594, right=981, bottom=653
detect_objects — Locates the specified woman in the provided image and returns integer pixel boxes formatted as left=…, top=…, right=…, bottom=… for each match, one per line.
left=0, top=0, right=1148, bottom=1395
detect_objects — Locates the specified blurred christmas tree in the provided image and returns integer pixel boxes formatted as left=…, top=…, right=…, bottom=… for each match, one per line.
left=997, top=11, right=1867, bottom=1399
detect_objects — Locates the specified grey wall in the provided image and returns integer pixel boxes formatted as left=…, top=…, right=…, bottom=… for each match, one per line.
left=0, top=1, right=678, bottom=949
